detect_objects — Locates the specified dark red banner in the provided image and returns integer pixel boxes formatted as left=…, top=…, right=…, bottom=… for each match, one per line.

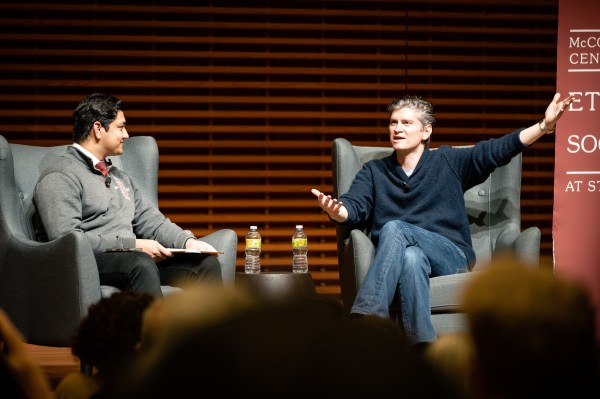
left=555, top=0, right=600, bottom=343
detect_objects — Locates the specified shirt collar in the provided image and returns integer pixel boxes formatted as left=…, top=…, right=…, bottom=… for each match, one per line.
left=71, top=143, right=102, bottom=165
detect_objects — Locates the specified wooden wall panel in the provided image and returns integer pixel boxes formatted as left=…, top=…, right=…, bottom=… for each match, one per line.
left=0, top=0, right=559, bottom=299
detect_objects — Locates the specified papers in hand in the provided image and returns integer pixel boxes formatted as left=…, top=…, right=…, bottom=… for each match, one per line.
left=105, top=248, right=223, bottom=255
left=168, top=248, right=224, bottom=255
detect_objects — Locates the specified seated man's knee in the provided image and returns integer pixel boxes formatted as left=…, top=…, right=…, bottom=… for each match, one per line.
left=404, top=246, right=430, bottom=274
left=381, top=220, right=401, bottom=234
left=199, top=255, right=223, bottom=282
left=380, top=221, right=404, bottom=240
left=405, top=245, right=426, bottom=263
left=130, top=251, right=157, bottom=268
left=129, top=252, right=159, bottom=276
left=380, top=220, right=414, bottom=245
left=127, top=252, right=162, bottom=295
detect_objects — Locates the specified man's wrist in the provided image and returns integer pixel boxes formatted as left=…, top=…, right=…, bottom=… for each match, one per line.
left=183, top=236, right=196, bottom=249
left=539, top=119, right=556, bottom=134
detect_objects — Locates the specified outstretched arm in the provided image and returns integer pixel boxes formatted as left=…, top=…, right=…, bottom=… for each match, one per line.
left=519, top=93, right=575, bottom=146
left=311, top=188, right=348, bottom=223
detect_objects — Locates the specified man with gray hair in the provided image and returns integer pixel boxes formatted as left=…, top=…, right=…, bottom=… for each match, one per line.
left=312, top=93, right=574, bottom=345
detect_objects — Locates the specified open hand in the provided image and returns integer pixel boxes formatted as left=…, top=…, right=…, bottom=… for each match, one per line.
left=311, top=188, right=348, bottom=222
left=545, top=93, right=575, bottom=128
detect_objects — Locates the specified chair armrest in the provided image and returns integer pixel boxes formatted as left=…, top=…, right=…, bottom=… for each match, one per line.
left=493, top=223, right=540, bottom=268
left=513, top=227, right=541, bottom=267
left=0, top=232, right=101, bottom=346
left=338, top=229, right=375, bottom=309
left=198, top=229, right=238, bottom=286
left=348, top=229, right=376, bottom=286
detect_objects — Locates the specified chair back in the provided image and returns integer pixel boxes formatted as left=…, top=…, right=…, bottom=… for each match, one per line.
left=0, top=136, right=159, bottom=244
left=1, top=136, right=61, bottom=245
left=332, top=138, right=524, bottom=271
left=110, top=136, right=159, bottom=207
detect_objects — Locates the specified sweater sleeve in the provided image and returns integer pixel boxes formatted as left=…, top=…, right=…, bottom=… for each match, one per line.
left=129, top=180, right=193, bottom=249
left=34, top=171, right=85, bottom=240
left=339, top=161, right=377, bottom=226
left=446, top=129, right=528, bottom=189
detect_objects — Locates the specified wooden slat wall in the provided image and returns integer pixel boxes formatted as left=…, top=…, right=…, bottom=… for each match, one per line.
left=0, top=0, right=558, bottom=298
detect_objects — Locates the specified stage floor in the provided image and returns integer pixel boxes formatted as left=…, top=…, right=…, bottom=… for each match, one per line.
left=26, top=344, right=80, bottom=389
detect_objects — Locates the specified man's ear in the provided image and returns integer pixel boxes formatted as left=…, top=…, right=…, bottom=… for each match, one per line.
left=422, top=124, right=432, bottom=141
left=92, top=121, right=103, bottom=140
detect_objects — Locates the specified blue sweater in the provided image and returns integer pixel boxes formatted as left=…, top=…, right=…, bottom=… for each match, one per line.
left=339, top=129, right=528, bottom=267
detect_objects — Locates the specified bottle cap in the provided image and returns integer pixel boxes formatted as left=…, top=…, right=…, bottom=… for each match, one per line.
left=296, top=225, right=303, bottom=229
left=250, top=225, right=257, bottom=230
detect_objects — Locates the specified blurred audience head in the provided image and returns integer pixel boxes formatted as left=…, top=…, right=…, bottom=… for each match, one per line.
left=71, top=290, right=155, bottom=377
left=139, top=282, right=258, bottom=350
left=423, top=332, right=475, bottom=399
left=461, top=257, right=599, bottom=399
left=99, top=285, right=458, bottom=399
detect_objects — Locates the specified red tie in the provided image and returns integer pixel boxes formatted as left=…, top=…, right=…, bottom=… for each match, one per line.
left=95, top=160, right=108, bottom=177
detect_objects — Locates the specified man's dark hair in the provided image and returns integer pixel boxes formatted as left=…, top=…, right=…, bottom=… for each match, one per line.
left=72, top=93, right=122, bottom=143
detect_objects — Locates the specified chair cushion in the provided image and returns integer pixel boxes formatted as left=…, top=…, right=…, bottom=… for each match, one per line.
left=431, top=313, right=467, bottom=336
left=429, top=273, right=474, bottom=313
left=101, top=284, right=182, bottom=298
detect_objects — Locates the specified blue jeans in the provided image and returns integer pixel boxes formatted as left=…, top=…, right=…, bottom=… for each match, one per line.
left=350, top=220, right=468, bottom=344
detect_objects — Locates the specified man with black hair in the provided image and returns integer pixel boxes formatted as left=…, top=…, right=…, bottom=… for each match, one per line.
left=34, top=93, right=223, bottom=297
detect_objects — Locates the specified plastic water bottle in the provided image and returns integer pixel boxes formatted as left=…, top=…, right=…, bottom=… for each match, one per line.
left=292, top=225, right=308, bottom=273
left=245, top=226, right=261, bottom=274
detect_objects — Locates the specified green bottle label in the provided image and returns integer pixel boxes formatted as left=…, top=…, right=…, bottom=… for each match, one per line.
left=292, top=238, right=307, bottom=248
left=246, top=238, right=261, bottom=249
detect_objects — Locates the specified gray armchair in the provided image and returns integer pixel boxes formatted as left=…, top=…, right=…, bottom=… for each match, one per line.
left=0, top=135, right=237, bottom=346
left=332, top=138, right=541, bottom=336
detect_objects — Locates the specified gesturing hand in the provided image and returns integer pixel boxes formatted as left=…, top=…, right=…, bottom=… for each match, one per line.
left=545, top=93, right=575, bottom=128
left=311, top=188, right=348, bottom=222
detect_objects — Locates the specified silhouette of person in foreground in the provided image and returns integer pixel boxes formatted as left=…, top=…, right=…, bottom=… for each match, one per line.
left=461, top=257, right=599, bottom=399
left=0, top=308, right=53, bottom=399
left=97, top=285, right=460, bottom=399
left=54, top=291, right=155, bottom=399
